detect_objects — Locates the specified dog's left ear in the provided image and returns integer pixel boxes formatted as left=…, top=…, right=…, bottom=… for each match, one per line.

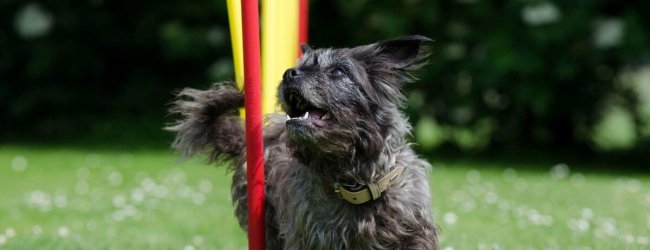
left=374, top=35, right=433, bottom=70
left=300, top=44, right=313, bottom=54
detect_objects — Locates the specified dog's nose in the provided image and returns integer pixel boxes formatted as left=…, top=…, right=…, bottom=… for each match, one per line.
left=283, top=68, right=302, bottom=81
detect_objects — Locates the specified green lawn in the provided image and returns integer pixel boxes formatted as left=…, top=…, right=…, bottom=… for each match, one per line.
left=0, top=146, right=648, bottom=249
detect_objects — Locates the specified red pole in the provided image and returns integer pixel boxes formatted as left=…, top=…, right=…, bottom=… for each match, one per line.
left=241, top=0, right=265, bottom=249
left=298, top=0, right=309, bottom=56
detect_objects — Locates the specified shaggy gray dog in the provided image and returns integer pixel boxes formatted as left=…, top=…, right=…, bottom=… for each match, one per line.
left=167, top=35, right=438, bottom=249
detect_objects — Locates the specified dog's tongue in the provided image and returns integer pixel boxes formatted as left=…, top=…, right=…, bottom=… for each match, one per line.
left=308, top=109, right=326, bottom=119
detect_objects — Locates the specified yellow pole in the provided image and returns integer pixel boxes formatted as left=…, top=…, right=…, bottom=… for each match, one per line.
left=261, top=0, right=299, bottom=115
left=226, top=0, right=245, bottom=117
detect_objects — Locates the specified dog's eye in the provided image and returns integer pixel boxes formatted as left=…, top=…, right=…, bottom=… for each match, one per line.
left=330, top=68, right=346, bottom=77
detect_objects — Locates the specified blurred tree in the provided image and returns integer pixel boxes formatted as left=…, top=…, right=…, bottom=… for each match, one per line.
left=1, top=0, right=649, bottom=152
left=0, top=0, right=231, bottom=144
left=308, top=0, right=650, bottom=151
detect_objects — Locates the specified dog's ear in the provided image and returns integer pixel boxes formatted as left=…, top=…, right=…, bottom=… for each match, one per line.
left=300, top=44, right=313, bottom=54
left=374, top=35, right=433, bottom=70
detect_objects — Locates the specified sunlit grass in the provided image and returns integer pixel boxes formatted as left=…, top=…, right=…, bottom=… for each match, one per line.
left=0, top=146, right=246, bottom=249
left=1, top=146, right=648, bottom=249
left=432, top=161, right=650, bottom=249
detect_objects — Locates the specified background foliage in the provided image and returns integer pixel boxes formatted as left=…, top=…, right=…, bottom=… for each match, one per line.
left=1, top=0, right=649, bottom=154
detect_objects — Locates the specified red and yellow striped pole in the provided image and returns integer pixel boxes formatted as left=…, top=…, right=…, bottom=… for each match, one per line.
left=226, top=0, right=308, bottom=249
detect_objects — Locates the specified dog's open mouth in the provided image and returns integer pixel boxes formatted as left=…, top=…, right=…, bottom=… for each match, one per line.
left=284, top=90, right=333, bottom=126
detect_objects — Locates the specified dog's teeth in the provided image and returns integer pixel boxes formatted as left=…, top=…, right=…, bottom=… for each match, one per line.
left=303, top=112, right=309, bottom=119
left=321, top=112, right=331, bottom=120
left=286, top=114, right=291, bottom=120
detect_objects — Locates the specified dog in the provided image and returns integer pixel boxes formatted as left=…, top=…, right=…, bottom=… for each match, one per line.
left=167, top=35, right=438, bottom=249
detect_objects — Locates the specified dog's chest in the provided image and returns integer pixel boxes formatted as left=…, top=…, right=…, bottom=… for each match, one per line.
left=270, top=166, right=385, bottom=249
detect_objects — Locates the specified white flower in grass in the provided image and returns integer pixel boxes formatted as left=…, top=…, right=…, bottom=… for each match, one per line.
left=183, top=245, right=195, bottom=250
left=199, top=179, right=213, bottom=193
left=57, top=226, right=69, bottom=238
left=54, top=194, right=67, bottom=208
left=84, top=154, right=102, bottom=168
left=527, top=209, right=541, bottom=225
left=497, top=200, right=510, bottom=211
left=466, top=170, right=481, bottom=184
left=541, top=215, right=554, bottom=226
left=108, top=171, right=123, bottom=186
left=85, top=220, right=97, bottom=231
left=10, top=209, right=21, bottom=220
left=118, top=153, right=134, bottom=165
left=192, top=236, right=204, bottom=246
left=576, top=219, right=590, bottom=232
left=121, top=205, right=137, bottom=217
left=626, top=179, right=641, bottom=193
left=27, top=190, right=52, bottom=211
left=141, top=178, right=156, bottom=192
left=602, top=220, right=617, bottom=236
left=567, top=219, right=577, bottom=231
left=4, top=228, right=14, bottom=239
left=131, top=188, right=145, bottom=203
left=76, top=167, right=90, bottom=180
left=177, top=185, right=192, bottom=198
left=192, top=193, right=206, bottom=205
left=443, top=212, right=458, bottom=225
left=112, top=195, right=126, bottom=208
left=550, top=163, right=569, bottom=180
left=169, top=170, right=187, bottom=184
left=111, top=211, right=125, bottom=222
left=75, top=181, right=89, bottom=195
left=154, top=185, right=168, bottom=198
left=570, top=173, right=586, bottom=187
left=502, top=168, right=517, bottom=182
left=637, top=236, right=649, bottom=245
left=485, top=192, right=498, bottom=204
left=11, top=156, right=28, bottom=172
left=0, top=235, right=6, bottom=245
left=581, top=208, right=593, bottom=219
left=514, top=178, right=528, bottom=192
left=32, top=225, right=42, bottom=235
left=460, top=199, right=476, bottom=212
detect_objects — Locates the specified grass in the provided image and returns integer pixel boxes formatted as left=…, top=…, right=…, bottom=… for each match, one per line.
left=0, top=145, right=648, bottom=249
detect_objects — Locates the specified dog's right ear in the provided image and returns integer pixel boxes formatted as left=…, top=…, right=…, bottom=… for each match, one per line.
left=374, top=35, right=433, bottom=71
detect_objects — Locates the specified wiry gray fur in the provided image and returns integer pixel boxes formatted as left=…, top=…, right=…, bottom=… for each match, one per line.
left=167, top=35, right=438, bottom=249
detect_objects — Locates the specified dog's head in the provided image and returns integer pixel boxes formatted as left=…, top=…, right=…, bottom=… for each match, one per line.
left=279, top=35, right=432, bottom=163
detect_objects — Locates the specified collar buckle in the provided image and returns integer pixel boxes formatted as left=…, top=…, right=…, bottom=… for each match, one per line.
left=333, top=183, right=343, bottom=199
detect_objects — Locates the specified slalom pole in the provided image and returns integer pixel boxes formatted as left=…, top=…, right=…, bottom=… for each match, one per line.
left=261, top=0, right=299, bottom=115
left=241, top=0, right=265, bottom=249
left=226, top=0, right=246, bottom=117
left=226, top=0, right=244, bottom=90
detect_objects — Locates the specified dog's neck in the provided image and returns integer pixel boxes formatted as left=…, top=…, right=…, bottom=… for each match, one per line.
left=291, top=122, right=410, bottom=196
left=298, top=144, right=404, bottom=190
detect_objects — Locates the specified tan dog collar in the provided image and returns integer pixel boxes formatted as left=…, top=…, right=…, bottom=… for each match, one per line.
left=334, top=165, right=405, bottom=205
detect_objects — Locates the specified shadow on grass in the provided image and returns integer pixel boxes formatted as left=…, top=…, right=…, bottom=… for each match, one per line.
left=425, top=146, right=649, bottom=176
